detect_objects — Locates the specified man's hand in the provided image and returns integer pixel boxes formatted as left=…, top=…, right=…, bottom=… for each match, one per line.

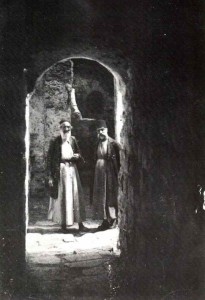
left=72, top=154, right=80, bottom=161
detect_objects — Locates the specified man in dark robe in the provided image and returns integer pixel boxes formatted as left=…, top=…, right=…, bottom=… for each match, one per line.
left=47, top=119, right=88, bottom=232
left=91, top=120, right=121, bottom=231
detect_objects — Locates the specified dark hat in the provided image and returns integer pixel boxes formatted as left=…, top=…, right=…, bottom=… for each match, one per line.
left=59, top=118, right=71, bottom=125
left=96, top=119, right=107, bottom=129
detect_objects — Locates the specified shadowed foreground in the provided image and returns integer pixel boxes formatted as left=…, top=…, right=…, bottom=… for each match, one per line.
left=25, top=221, right=120, bottom=300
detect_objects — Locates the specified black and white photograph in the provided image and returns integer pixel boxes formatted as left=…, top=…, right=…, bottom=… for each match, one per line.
left=0, top=1, right=204, bottom=299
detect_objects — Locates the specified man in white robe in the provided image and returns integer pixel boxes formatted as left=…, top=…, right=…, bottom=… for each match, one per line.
left=47, top=119, right=88, bottom=232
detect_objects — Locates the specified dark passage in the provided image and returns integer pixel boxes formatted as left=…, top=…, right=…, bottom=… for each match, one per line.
left=0, top=1, right=204, bottom=299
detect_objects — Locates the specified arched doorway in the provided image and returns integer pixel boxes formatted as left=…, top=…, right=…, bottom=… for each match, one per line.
left=25, top=56, right=126, bottom=237
left=24, top=57, right=126, bottom=298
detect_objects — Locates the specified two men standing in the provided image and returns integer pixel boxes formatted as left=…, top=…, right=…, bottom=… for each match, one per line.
left=47, top=118, right=121, bottom=232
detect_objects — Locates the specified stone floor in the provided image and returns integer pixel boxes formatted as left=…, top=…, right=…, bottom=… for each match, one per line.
left=25, top=219, right=120, bottom=300
left=26, top=177, right=124, bottom=299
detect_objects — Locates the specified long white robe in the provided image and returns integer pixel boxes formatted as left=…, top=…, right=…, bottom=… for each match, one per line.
left=48, top=142, right=84, bottom=226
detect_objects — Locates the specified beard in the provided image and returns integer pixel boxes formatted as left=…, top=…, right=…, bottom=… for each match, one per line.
left=98, top=134, right=107, bottom=141
left=60, top=129, right=71, bottom=141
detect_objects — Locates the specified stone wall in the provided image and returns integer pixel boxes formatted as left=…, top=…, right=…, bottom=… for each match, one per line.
left=29, top=60, right=72, bottom=201
left=72, top=58, right=114, bottom=136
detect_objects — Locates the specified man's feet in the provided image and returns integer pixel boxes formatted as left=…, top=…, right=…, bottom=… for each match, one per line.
left=79, top=223, right=89, bottom=232
left=61, top=224, right=67, bottom=232
left=109, top=219, right=118, bottom=229
left=97, top=220, right=110, bottom=231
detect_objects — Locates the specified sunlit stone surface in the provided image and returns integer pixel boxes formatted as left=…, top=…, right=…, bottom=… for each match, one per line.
left=26, top=223, right=120, bottom=299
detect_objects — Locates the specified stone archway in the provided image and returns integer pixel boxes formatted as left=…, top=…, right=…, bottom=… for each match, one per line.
left=24, top=56, right=129, bottom=298
left=26, top=56, right=127, bottom=232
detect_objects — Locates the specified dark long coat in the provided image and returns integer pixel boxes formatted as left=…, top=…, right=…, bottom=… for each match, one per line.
left=47, top=135, right=82, bottom=199
left=91, top=137, right=121, bottom=207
